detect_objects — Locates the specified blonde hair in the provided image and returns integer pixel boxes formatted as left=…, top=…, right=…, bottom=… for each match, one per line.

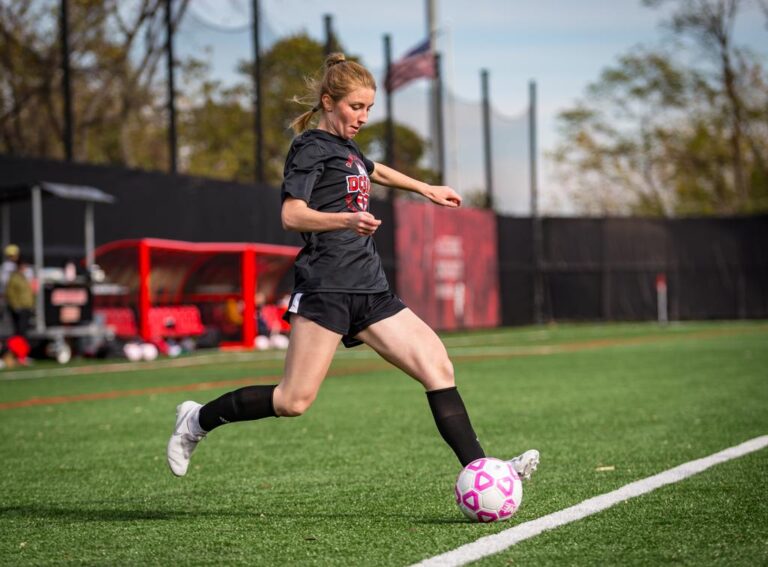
left=290, top=52, right=377, bottom=134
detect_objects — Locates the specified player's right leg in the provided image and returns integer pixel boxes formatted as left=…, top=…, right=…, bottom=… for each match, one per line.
left=355, top=308, right=485, bottom=466
left=356, top=308, right=539, bottom=480
left=167, top=315, right=341, bottom=477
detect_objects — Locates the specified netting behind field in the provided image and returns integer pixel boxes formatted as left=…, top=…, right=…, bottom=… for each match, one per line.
left=177, top=1, right=531, bottom=212
left=367, top=82, right=529, bottom=215
left=175, top=0, right=280, bottom=92
left=1, top=0, right=530, bottom=212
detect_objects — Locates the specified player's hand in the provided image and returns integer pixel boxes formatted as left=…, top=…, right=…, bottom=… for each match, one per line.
left=423, top=185, right=462, bottom=208
left=346, top=211, right=382, bottom=236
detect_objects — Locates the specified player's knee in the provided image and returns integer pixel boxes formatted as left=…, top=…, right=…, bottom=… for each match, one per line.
left=421, top=355, right=455, bottom=390
left=276, top=394, right=314, bottom=417
left=437, top=357, right=455, bottom=387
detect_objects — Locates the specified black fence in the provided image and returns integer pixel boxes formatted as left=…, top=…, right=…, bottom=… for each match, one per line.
left=0, top=155, right=299, bottom=253
left=498, top=216, right=768, bottom=325
left=2, top=155, right=766, bottom=325
left=0, top=155, right=399, bottom=289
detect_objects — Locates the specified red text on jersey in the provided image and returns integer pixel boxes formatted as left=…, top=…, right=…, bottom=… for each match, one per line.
left=345, top=174, right=370, bottom=211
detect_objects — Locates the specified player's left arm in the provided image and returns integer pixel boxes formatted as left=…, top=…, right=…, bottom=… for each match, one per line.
left=370, top=161, right=462, bottom=208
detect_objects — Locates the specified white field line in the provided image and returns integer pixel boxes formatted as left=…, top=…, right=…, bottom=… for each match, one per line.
left=412, top=434, right=768, bottom=567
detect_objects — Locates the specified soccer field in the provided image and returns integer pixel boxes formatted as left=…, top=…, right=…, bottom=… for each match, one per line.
left=1, top=321, right=766, bottom=566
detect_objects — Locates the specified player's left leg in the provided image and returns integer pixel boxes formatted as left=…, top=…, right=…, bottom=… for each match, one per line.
left=167, top=315, right=341, bottom=477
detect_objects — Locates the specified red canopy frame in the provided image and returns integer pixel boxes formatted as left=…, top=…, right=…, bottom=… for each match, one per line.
left=94, top=238, right=300, bottom=349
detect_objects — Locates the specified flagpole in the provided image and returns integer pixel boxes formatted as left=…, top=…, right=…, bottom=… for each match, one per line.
left=481, top=69, right=493, bottom=209
left=443, top=24, right=459, bottom=192
left=324, top=14, right=334, bottom=55
left=60, top=0, right=74, bottom=162
left=384, top=34, right=395, bottom=174
left=165, top=0, right=177, bottom=174
left=426, top=0, right=440, bottom=177
left=530, top=79, right=544, bottom=324
left=434, top=53, right=445, bottom=185
left=252, top=0, right=264, bottom=184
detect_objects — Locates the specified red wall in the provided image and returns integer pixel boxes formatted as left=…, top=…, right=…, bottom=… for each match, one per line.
left=395, top=200, right=500, bottom=330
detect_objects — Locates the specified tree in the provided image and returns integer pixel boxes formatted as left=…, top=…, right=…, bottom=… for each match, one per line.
left=0, top=0, right=192, bottom=169
left=181, top=32, right=348, bottom=184
left=552, top=0, right=768, bottom=215
left=240, top=33, right=329, bottom=184
left=0, top=6, right=435, bottom=190
left=646, top=0, right=767, bottom=206
left=177, top=74, right=254, bottom=181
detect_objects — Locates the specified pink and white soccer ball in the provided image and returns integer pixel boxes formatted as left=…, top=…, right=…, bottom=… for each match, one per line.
left=455, top=457, right=523, bottom=522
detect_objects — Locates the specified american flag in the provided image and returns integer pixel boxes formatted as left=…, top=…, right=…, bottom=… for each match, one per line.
left=385, top=39, right=436, bottom=93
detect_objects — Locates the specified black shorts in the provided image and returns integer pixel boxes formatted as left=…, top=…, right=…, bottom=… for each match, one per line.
left=284, top=290, right=406, bottom=348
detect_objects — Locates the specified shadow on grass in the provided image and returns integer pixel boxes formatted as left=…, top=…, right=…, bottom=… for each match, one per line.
left=0, top=505, right=470, bottom=524
left=0, top=505, right=192, bottom=522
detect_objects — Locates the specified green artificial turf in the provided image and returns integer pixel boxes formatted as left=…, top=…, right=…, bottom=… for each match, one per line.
left=0, top=322, right=766, bottom=565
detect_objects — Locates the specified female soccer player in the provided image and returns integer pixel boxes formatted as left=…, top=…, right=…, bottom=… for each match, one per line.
left=167, top=53, right=538, bottom=480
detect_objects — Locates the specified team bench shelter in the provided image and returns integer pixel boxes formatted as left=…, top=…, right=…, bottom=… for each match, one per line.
left=93, top=238, right=300, bottom=349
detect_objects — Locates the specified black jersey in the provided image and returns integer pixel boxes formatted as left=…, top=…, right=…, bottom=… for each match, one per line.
left=281, top=129, right=389, bottom=294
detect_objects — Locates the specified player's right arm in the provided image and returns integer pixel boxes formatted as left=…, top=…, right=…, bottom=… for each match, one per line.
left=281, top=197, right=381, bottom=236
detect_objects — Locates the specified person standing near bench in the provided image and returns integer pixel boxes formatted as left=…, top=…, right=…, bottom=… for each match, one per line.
left=6, top=257, right=34, bottom=339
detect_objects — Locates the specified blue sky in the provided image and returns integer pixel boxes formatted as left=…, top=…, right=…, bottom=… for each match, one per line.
left=181, top=0, right=767, bottom=213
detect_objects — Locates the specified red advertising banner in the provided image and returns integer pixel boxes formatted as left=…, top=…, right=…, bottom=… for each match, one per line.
left=395, top=200, right=500, bottom=330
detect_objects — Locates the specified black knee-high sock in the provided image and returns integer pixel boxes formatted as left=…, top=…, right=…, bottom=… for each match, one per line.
left=198, top=385, right=277, bottom=432
left=426, top=386, right=485, bottom=466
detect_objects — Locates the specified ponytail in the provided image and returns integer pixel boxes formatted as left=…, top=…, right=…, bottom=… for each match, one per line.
left=289, top=108, right=317, bottom=134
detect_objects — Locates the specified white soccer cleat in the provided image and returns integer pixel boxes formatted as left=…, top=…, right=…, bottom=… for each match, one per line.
left=508, top=449, right=540, bottom=481
left=167, top=401, right=205, bottom=477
